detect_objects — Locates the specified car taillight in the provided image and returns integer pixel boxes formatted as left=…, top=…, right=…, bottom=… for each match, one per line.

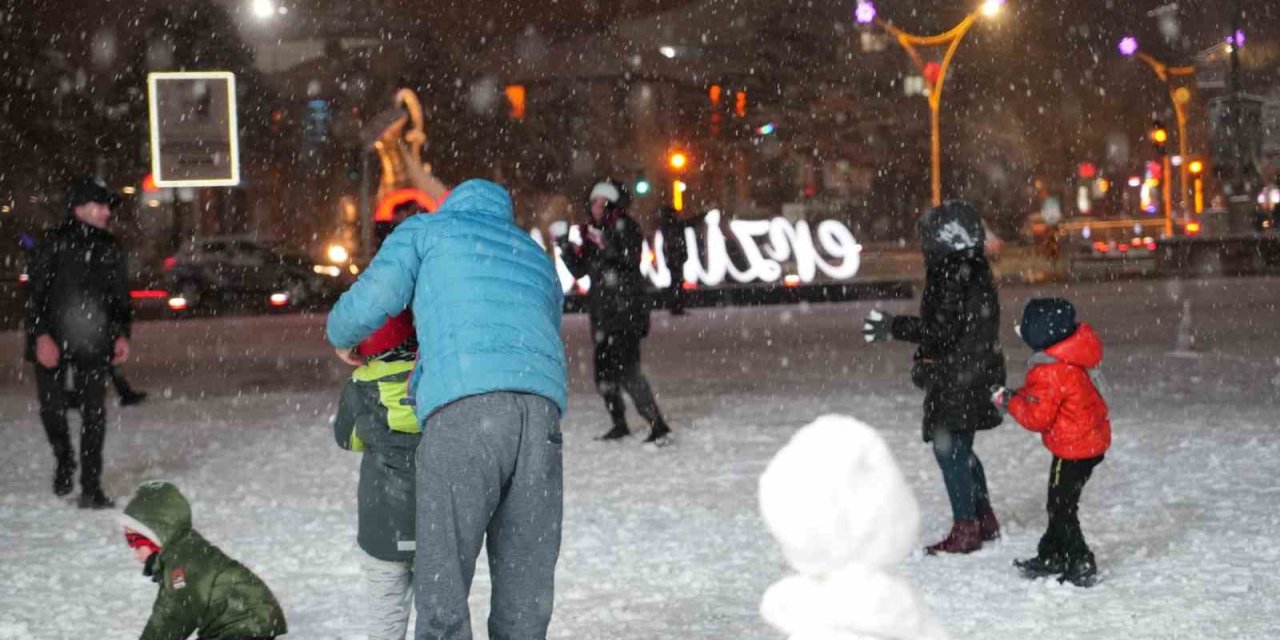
left=167, top=296, right=188, bottom=311
left=163, top=256, right=177, bottom=271
left=269, top=293, right=289, bottom=307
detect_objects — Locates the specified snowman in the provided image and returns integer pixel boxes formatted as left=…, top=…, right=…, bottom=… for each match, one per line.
left=759, top=415, right=948, bottom=640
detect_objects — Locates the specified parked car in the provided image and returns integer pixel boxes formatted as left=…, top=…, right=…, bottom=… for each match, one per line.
left=164, top=236, right=348, bottom=313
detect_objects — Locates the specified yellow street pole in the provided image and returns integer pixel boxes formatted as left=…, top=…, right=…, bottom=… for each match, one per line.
left=880, top=12, right=983, bottom=207
left=1133, top=52, right=1196, bottom=227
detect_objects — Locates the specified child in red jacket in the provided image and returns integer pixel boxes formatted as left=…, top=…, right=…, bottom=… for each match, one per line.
left=992, top=298, right=1110, bottom=587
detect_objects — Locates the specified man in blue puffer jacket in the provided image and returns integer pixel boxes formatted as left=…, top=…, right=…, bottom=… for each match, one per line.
left=327, top=179, right=568, bottom=640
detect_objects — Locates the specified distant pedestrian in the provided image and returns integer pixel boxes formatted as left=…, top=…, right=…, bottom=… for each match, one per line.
left=659, top=205, right=689, bottom=315
left=557, top=179, right=672, bottom=444
left=25, top=176, right=133, bottom=508
left=863, top=200, right=1006, bottom=554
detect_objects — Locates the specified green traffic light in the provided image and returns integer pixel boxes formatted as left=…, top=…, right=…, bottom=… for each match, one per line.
left=635, top=179, right=651, bottom=195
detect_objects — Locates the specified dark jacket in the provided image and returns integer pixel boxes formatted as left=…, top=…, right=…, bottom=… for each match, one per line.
left=892, top=249, right=1005, bottom=441
left=122, top=482, right=288, bottom=640
left=560, top=212, right=651, bottom=335
left=333, top=359, right=421, bottom=562
left=24, top=219, right=131, bottom=365
left=659, top=211, right=687, bottom=280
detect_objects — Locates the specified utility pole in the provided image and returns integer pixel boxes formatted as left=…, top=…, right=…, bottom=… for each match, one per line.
left=1224, top=0, right=1255, bottom=233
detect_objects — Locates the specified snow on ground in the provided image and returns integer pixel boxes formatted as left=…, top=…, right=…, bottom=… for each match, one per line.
left=2, top=276, right=1279, bottom=639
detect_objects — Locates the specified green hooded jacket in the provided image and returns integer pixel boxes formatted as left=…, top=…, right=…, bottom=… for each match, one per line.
left=121, top=482, right=288, bottom=640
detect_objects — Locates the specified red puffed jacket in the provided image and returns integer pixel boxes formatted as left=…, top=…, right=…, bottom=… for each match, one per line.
left=1008, top=323, right=1112, bottom=460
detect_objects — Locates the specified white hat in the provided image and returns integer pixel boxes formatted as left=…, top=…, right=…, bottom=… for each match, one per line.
left=588, top=181, right=621, bottom=204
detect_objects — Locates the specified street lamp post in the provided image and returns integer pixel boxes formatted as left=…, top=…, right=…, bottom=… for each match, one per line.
left=1119, top=37, right=1196, bottom=235
left=857, top=0, right=1005, bottom=207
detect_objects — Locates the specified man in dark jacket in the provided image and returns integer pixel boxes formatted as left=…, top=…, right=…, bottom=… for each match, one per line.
left=863, top=200, right=1005, bottom=554
left=559, top=180, right=672, bottom=444
left=25, top=176, right=133, bottom=508
left=659, top=205, right=689, bottom=315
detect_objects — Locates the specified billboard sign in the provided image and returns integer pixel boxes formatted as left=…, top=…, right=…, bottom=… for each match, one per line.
left=147, top=71, right=240, bottom=187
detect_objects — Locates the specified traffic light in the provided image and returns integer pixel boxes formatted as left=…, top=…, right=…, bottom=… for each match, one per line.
left=1189, top=159, right=1205, bottom=214
left=1151, top=121, right=1169, bottom=155
left=634, top=177, right=651, bottom=196
left=667, top=150, right=688, bottom=172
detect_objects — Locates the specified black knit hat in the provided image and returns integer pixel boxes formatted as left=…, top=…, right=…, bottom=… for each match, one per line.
left=919, top=200, right=985, bottom=264
left=1019, top=298, right=1078, bottom=351
left=65, top=176, right=122, bottom=216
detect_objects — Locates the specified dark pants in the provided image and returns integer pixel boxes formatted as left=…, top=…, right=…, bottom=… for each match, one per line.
left=35, top=363, right=109, bottom=493
left=667, top=278, right=687, bottom=314
left=593, top=330, right=665, bottom=431
left=1038, top=455, right=1104, bottom=562
left=931, top=430, right=991, bottom=522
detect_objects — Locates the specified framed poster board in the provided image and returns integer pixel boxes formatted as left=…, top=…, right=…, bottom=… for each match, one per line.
left=147, top=71, right=240, bottom=187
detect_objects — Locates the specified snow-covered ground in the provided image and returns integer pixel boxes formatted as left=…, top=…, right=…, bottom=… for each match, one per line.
left=2, top=276, right=1278, bottom=639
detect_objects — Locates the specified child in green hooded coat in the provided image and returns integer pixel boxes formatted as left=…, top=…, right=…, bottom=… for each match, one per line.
left=120, top=481, right=287, bottom=640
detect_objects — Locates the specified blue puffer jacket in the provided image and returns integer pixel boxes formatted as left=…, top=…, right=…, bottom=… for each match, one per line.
left=326, top=180, right=568, bottom=420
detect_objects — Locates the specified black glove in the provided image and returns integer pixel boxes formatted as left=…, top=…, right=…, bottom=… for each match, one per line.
left=990, top=385, right=1013, bottom=410
left=863, top=309, right=894, bottom=343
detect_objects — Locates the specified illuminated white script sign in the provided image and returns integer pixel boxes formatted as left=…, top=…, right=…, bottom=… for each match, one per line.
left=532, top=209, right=861, bottom=293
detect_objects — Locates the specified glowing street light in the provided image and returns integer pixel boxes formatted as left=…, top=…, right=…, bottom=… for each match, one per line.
left=667, top=151, right=688, bottom=171
left=251, top=0, right=276, bottom=20
left=855, top=1, right=877, bottom=25
left=1118, top=36, right=1139, bottom=57
left=979, top=0, right=1005, bottom=18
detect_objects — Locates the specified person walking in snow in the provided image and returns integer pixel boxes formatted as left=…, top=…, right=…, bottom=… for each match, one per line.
left=333, top=311, right=420, bottom=640
left=327, top=179, right=567, bottom=640
left=862, top=200, right=1005, bottom=555
left=659, top=205, right=689, bottom=315
left=121, top=481, right=288, bottom=640
left=992, top=298, right=1111, bottom=587
left=24, top=176, right=133, bottom=509
left=556, top=179, right=672, bottom=444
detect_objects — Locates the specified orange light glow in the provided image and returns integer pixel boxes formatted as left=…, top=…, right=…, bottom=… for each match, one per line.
left=504, top=85, right=526, bottom=120
left=375, top=188, right=440, bottom=222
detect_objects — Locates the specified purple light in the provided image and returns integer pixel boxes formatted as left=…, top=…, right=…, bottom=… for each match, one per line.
left=1232, top=29, right=1246, bottom=47
left=855, top=1, right=876, bottom=25
left=1118, top=36, right=1139, bottom=57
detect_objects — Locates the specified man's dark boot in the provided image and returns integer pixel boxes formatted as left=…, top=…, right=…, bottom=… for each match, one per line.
left=1014, top=555, right=1067, bottom=579
left=1059, top=553, right=1098, bottom=587
left=78, top=490, right=116, bottom=510
left=977, top=501, right=1001, bottom=542
left=596, top=425, right=631, bottom=441
left=924, top=520, right=983, bottom=555
left=119, top=390, right=148, bottom=407
left=643, top=420, right=672, bottom=446
left=53, top=458, right=76, bottom=497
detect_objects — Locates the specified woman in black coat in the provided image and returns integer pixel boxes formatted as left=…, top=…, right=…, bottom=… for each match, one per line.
left=864, top=200, right=1006, bottom=554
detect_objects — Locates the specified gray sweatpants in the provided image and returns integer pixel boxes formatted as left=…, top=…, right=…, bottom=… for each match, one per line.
left=361, top=551, right=414, bottom=640
left=413, top=392, right=563, bottom=640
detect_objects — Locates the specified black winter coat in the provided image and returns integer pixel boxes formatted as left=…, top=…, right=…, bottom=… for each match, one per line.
left=560, top=213, right=651, bottom=336
left=891, top=249, right=1005, bottom=441
left=24, top=219, right=132, bottom=365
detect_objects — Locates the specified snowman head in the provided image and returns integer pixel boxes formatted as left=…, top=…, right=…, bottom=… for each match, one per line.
left=758, top=416, right=920, bottom=574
